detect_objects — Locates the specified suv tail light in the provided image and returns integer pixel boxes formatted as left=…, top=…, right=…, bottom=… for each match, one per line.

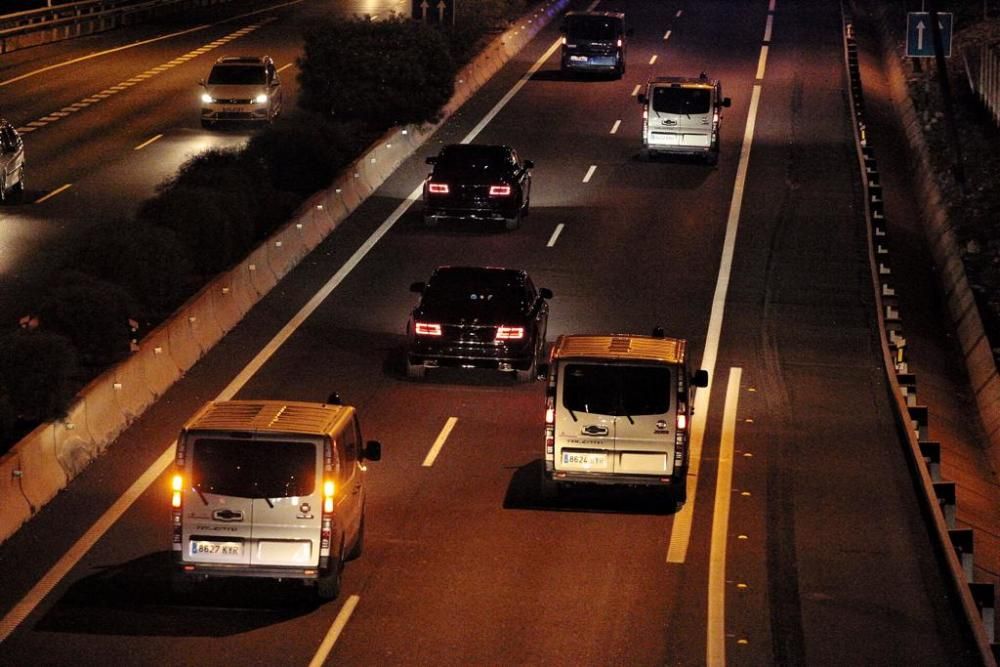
left=428, top=182, right=449, bottom=194
left=495, top=325, right=524, bottom=340
left=415, top=322, right=443, bottom=336
left=489, top=185, right=512, bottom=196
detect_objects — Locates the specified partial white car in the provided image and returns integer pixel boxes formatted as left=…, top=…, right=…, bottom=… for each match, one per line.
left=200, top=56, right=283, bottom=128
left=0, top=119, right=25, bottom=203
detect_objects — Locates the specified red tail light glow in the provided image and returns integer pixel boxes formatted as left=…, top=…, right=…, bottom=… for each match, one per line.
left=171, top=474, right=183, bottom=508
left=489, top=185, right=512, bottom=196
left=428, top=182, right=449, bottom=194
left=415, top=322, right=443, bottom=336
left=495, top=325, right=524, bottom=340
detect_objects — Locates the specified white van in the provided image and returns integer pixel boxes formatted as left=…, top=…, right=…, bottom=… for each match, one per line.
left=0, top=118, right=25, bottom=203
left=541, top=330, right=708, bottom=507
left=637, top=75, right=731, bottom=165
left=170, top=397, right=381, bottom=600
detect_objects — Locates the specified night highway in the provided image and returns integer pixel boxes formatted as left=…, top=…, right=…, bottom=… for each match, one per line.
left=0, top=0, right=982, bottom=664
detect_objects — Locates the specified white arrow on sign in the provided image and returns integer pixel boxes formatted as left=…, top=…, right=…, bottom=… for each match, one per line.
left=916, top=19, right=925, bottom=50
left=436, top=0, right=446, bottom=21
left=420, top=0, right=429, bottom=20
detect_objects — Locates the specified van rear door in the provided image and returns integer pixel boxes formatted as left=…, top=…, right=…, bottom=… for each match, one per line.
left=553, top=362, right=616, bottom=475
left=611, top=363, right=676, bottom=476
left=648, top=84, right=713, bottom=149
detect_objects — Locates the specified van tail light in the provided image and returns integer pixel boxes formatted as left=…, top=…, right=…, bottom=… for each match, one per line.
left=544, top=396, right=555, bottom=459
left=171, top=474, right=183, bottom=509
left=489, top=185, right=512, bottom=197
left=415, top=322, right=443, bottom=336
left=495, top=325, right=524, bottom=340
left=323, top=480, right=336, bottom=514
left=674, top=402, right=689, bottom=468
left=617, top=38, right=623, bottom=47
left=428, top=182, right=449, bottom=194
left=561, top=36, right=566, bottom=45
left=676, top=413, right=687, bottom=431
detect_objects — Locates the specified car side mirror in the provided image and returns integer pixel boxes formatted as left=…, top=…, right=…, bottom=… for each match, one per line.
left=722, top=97, right=732, bottom=108
left=539, top=287, right=553, bottom=299
left=425, top=156, right=438, bottom=165
left=523, top=159, right=535, bottom=170
left=363, top=440, right=382, bottom=462
left=637, top=94, right=648, bottom=105
left=409, top=281, right=426, bottom=294
left=692, top=370, right=709, bottom=388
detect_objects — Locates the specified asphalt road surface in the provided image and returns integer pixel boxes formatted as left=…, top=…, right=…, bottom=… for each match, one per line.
left=0, top=0, right=982, bottom=664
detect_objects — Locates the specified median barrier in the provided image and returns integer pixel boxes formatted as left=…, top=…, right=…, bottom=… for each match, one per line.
left=0, top=453, right=31, bottom=540
left=0, top=0, right=572, bottom=547
left=134, top=327, right=183, bottom=398
left=111, top=350, right=156, bottom=422
left=17, top=425, right=68, bottom=514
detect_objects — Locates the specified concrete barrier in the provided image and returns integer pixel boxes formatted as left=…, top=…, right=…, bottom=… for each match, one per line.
left=0, top=0, right=572, bottom=547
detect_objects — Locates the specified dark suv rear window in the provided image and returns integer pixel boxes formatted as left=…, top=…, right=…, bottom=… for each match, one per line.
left=652, top=87, right=711, bottom=115
left=191, top=439, right=316, bottom=498
left=562, top=363, right=671, bottom=416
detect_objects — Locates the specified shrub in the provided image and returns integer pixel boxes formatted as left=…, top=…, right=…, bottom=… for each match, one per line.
left=298, top=16, right=456, bottom=128
left=69, top=219, right=194, bottom=318
left=38, top=272, right=135, bottom=366
left=0, top=329, right=77, bottom=426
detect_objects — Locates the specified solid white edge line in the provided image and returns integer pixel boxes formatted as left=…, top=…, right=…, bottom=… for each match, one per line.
left=610, top=119, right=621, bottom=134
left=0, top=17, right=559, bottom=646
left=756, top=45, right=769, bottom=81
left=582, top=165, right=597, bottom=183
left=707, top=368, right=742, bottom=667
left=546, top=223, right=565, bottom=247
left=34, top=184, right=72, bottom=203
left=309, top=594, right=361, bottom=667
left=0, top=444, right=177, bottom=643
left=422, top=417, right=458, bottom=467
left=666, top=83, right=763, bottom=565
left=134, top=134, right=163, bottom=151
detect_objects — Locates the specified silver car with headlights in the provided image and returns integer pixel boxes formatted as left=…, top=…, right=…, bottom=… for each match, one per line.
left=0, top=119, right=25, bottom=203
left=200, top=56, right=283, bottom=128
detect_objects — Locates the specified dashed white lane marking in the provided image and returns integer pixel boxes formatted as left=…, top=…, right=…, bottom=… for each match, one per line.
left=582, top=165, right=597, bottom=183
left=277, top=63, right=294, bottom=73
left=423, top=417, right=458, bottom=467
left=134, top=134, right=163, bottom=151
left=764, top=14, right=774, bottom=42
left=769, top=0, right=776, bottom=10
left=15, top=19, right=273, bottom=134
left=707, top=368, right=742, bottom=667
left=34, top=184, right=72, bottom=203
left=676, top=9, right=683, bottom=17
left=664, top=30, right=672, bottom=40
left=649, top=54, right=658, bottom=65
left=756, top=45, right=769, bottom=80
left=610, top=119, right=621, bottom=134
left=546, top=223, right=565, bottom=247
left=308, top=595, right=360, bottom=667
left=631, top=84, right=641, bottom=96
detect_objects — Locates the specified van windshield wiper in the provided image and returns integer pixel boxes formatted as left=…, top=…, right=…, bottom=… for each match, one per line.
left=194, top=486, right=209, bottom=506
left=256, top=496, right=275, bottom=508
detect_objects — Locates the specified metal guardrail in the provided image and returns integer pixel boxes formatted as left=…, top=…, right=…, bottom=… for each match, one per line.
left=0, top=0, right=233, bottom=53
left=842, top=5, right=999, bottom=663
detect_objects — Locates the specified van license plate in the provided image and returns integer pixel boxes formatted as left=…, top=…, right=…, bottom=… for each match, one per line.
left=190, top=540, right=243, bottom=557
left=570, top=55, right=588, bottom=62
left=562, top=451, right=607, bottom=467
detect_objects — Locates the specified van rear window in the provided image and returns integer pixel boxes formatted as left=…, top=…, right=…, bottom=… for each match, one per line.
left=564, top=16, right=620, bottom=41
left=652, top=87, right=711, bottom=115
left=563, top=364, right=671, bottom=416
left=191, top=439, right=316, bottom=498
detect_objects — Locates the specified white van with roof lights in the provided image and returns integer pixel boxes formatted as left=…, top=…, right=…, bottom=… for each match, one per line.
left=170, top=396, right=381, bottom=600
left=541, top=330, right=708, bottom=508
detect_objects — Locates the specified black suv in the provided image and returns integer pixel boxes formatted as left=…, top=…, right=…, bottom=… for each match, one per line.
left=405, top=266, right=553, bottom=381
left=422, top=144, right=533, bottom=230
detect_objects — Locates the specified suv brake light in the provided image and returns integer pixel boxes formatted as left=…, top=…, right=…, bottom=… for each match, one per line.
left=489, top=185, right=512, bottom=196
left=428, top=183, right=449, bottom=194
left=495, top=325, right=524, bottom=340
left=415, top=322, right=442, bottom=336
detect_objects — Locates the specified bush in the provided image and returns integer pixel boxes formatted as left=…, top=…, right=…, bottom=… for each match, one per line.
left=298, top=16, right=456, bottom=128
left=38, top=272, right=135, bottom=366
left=0, top=329, right=77, bottom=426
left=245, top=116, right=367, bottom=196
left=137, top=183, right=256, bottom=275
left=447, top=0, right=526, bottom=63
left=69, top=219, right=194, bottom=318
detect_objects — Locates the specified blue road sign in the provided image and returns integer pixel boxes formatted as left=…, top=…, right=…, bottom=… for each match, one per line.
left=906, top=12, right=953, bottom=58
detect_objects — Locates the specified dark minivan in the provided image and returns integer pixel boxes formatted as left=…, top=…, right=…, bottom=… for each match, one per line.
left=560, top=11, right=631, bottom=78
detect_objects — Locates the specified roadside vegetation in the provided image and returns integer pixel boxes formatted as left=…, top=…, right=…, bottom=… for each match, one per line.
left=0, top=3, right=525, bottom=453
